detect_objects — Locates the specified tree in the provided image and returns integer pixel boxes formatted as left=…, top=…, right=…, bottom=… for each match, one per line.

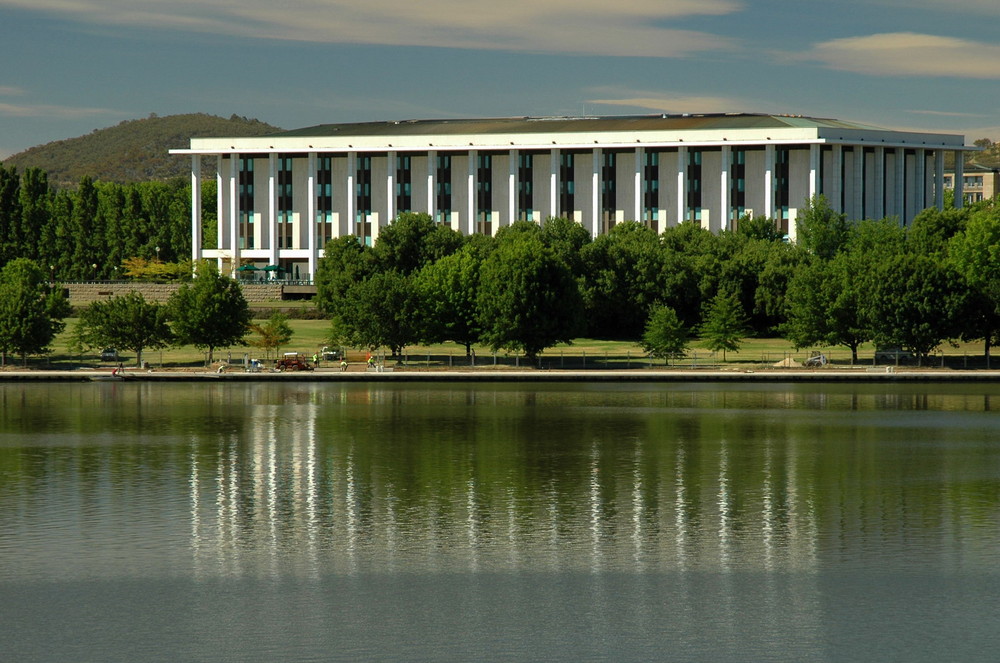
left=477, top=235, right=583, bottom=359
left=78, top=292, right=172, bottom=367
left=373, top=212, right=461, bottom=274
left=414, top=246, right=482, bottom=355
left=736, top=214, right=784, bottom=242
left=948, top=203, right=1000, bottom=365
left=314, top=235, right=375, bottom=315
left=249, top=312, right=293, bottom=360
left=699, top=290, right=749, bottom=361
left=860, top=253, right=968, bottom=365
left=580, top=221, right=665, bottom=339
left=795, top=195, right=850, bottom=259
left=641, top=305, right=688, bottom=364
left=0, top=258, right=68, bottom=365
left=168, top=261, right=251, bottom=364
left=334, top=271, right=419, bottom=357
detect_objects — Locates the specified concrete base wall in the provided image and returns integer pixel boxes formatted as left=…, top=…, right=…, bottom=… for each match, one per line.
left=64, top=282, right=298, bottom=305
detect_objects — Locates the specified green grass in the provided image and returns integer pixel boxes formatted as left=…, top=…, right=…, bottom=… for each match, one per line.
left=24, top=318, right=995, bottom=370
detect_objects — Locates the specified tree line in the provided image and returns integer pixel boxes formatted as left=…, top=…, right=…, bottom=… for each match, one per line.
left=0, top=165, right=213, bottom=281
left=317, top=200, right=1000, bottom=365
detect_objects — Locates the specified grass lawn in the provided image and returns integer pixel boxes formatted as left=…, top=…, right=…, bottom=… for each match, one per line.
left=29, top=316, right=993, bottom=371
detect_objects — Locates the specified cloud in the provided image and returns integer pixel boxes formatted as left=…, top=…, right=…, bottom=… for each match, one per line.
left=0, top=86, right=26, bottom=96
left=906, top=110, right=993, bottom=119
left=0, top=101, right=115, bottom=119
left=586, top=89, right=758, bottom=115
left=806, top=32, right=1000, bottom=79
left=0, top=0, right=741, bottom=57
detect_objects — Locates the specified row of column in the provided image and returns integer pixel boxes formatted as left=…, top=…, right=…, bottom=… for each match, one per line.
left=190, top=145, right=962, bottom=280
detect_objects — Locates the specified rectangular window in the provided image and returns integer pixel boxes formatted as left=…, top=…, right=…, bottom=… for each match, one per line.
left=316, top=156, right=333, bottom=249
left=396, top=154, right=413, bottom=214
left=732, top=149, right=746, bottom=222
left=277, top=155, right=293, bottom=249
left=436, top=154, right=452, bottom=224
left=776, top=147, right=790, bottom=234
left=517, top=153, right=533, bottom=221
left=687, top=149, right=702, bottom=222
left=559, top=152, right=575, bottom=217
left=477, top=153, right=492, bottom=235
left=239, top=156, right=255, bottom=249
left=356, top=154, right=372, bottom=244
left=601, top=151, right=617, bottom=233
left=643, top=150, right=659, bottom=229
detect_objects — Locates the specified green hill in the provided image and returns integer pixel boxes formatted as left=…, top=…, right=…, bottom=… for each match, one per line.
left=2, top=113, right=281, bottom=188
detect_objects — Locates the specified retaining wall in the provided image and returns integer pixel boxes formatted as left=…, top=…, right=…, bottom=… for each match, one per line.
left=64, top=282, right=289, bottom=304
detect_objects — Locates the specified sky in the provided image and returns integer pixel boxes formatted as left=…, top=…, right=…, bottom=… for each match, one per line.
left=1, top=0, right=999, bottom=159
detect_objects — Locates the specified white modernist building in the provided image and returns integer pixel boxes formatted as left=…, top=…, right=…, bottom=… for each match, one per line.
left=170, top=113, right=973, bottom=281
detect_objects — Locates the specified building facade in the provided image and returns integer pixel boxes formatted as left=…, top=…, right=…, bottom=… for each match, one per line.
left=944, top=164, right=999, bottom=205
left=170, top=114, right=972, bottom=281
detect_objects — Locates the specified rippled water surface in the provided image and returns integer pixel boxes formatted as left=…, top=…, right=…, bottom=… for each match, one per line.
left=1, top=382, right=999, bottom=662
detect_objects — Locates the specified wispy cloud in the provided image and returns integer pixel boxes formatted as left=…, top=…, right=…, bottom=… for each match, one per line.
left=586, top=89, right=759, bottom=115
left=806, top=32, right=1000, bottom=79
left=906, top=109, right=992, bottom=119
left=0, top=0, right=741, bottom=57
left=0, top=101, right=115, bottom=119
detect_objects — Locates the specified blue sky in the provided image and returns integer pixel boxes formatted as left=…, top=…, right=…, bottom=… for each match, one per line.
left=2, top=0, right=999, bottom=158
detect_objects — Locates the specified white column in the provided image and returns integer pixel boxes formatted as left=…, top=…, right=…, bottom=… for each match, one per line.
left=190, top=155, right=202, bottom=264
left=634, top=147, right=643, bottom=223
left=720, top=145, right=731, bottom=231
left=386, top=150, right=396, bottom=226
left=853, top=147, right=864, bottom=220
left=913, top=148, right=925, bottom=221
left=307, top=152, right=317, bottom=281
left=830, top=145, right=843, bottom=213
left=216, top=159, right=224, bottom=271
left=935, top=150, right=945, bottom=210
left=229, top=155, right=239, bottom=269
left=894, top=149, right=905, bottom=221
left=550, top=148, right=559, bottom=218
left=508, top=149, right=518, bottom=226
left=592, top=147, right=602, bottom=237
left=676, top=147, right=687, bottom=225
left=808, top=144, right=820, bottom=201
left=467, top=150, right=477, bottom=235
left=764, top=144, right=775, bottom=219
left=954, top=151, right=964, bottom=209
left=427, top=150, right=436, bottom=220
left=874, top=147, right=885, bottom=220
left=347, top=152, right=356, bottom=237
left=268, top=154, right=278, bottom=265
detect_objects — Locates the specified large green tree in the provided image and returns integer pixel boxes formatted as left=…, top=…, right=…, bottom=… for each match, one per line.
left=477, top=235, right=583, bottom=359
left=78, top=291, right=173, bottom=367
left=795, top=195, right=851, bottom=260
left=414, top=246, right=482, bottom=355
left=948, top=202, right=1000, bottom=365
left=168, top=261, right=251, bottom=364
left=0, top=258, right=68, bottom=365
left=373, top=212, right=462, bottom=274
left=314, top=235, right=375, bottom=315
left=699, top=290, right=749, bottom=361
left=641, top=305, right=689, bottom=364
left=333, top=270, right=419, bottom=357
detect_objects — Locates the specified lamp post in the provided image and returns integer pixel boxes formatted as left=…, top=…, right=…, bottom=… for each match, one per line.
left=92, top=263, right=97, bottom=281
left=155, top=246, right=161, bottom=262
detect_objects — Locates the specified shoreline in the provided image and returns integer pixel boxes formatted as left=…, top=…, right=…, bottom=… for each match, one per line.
left=3, top=367, right=1000, bottom=383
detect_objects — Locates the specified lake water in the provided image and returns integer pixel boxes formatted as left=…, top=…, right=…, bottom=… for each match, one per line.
left=1, top=381, right=998, bottom=662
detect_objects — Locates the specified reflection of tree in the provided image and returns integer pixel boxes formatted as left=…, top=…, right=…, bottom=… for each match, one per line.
left=3, top=384, right=1000, bottom=578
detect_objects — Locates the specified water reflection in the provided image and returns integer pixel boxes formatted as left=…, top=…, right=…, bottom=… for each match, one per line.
left=1, top=382, right=998, bottom=584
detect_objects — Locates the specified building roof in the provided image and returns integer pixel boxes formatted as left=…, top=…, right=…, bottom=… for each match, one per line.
left=172, top=112, right=972, bottom=155
left=271, top=113, right=883, bottom=139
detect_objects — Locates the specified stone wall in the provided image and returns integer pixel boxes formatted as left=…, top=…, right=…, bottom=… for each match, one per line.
left=64, top=282, right=290, bottom=305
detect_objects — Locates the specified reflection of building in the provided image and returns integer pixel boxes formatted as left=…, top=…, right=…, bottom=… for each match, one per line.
left=944, top=164, right=1000, bottom=205
left=171, top=114, right=972, bottom=281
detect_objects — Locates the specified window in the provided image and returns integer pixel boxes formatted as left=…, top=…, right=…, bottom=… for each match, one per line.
left=436, top=154, right=452, bottom=224
left=356, top=154, right=372, bottom=245
left=277, top=155, right=293, bottom=249
left=642, top=150, right=659, bottom=229
left=316, top=156, right=333, bottom=249
left=687, top=149, right=702, bottom=222
left=477, top=153, right=493, bottom=235
left=238, top=156, right=254, bottom=249
left=601, top=151, right=617, bottom=233
left=731, top=149, right=746, bottom=222
left=559, top=152, right=574, bottom=217
left=517, top=152, right=533, bottom=222
left=776, top=147, right=790, bottom=234
left=396, top=154, right=413, bottom=214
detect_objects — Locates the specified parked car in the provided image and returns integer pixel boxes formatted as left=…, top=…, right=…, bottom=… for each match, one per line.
left=275, top=352, right=313, bottom=371
left=100, top=348, right=119, bottom=362
left=874, top=347, right=915, bottom=363
left=321, top=346, right=342, bottom=361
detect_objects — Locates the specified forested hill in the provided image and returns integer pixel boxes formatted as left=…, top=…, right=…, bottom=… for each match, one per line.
left=2, top=114, right=281, bottom=188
